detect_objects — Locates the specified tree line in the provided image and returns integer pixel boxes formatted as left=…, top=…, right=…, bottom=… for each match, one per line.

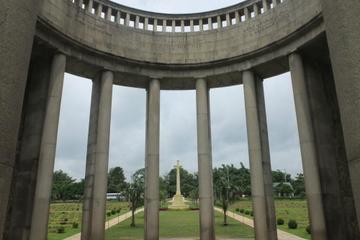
left=51, top=163, right=305, bottom=202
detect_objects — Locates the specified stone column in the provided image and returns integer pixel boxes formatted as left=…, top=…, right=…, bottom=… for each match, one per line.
left=244, top=8, right=250, bottom=20
left=208, top=18, right=213, bottom=30
left=176, top=161, right=181, bottom=195
left=6, top=57, right=52, bottom=240
left=196, top=78, right=215, bottom=240
left=135, top=16, right=140, bottom=29
left=243, top=70, right=270, bottom=240
left=154, top=19, right=158, bottom=31
left=262, top=0, right=269, bottom=12
left=144, top=18, right=149, bottom=31
left=81, top=71, right=113, bottom=240
left=87, top=0, right=93, bottom=13
left=320, top=0, right=360, bottom=231
left=289, top=53, right=327, bottom=240
left=199, top=19, right=204, bottom=31
left=217, top=16, right=222, bottom=28
left=115, top=11, right=121, bottom=24
left=163, top=20, right=167, bottom=32
left=0, top=1, right=41, bottom=238
left=106, top=7, right=112, bottom=21
left=144, top=78, right=160, bottom=240
left=29, top=53, right=66, bottom=240
left=247, top=73, right=278, bottom=240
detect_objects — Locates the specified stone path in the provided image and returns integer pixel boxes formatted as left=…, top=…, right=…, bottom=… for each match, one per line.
left=64, top=208, right=144, bottom=240
left=214, top=207, right=306, bottom=240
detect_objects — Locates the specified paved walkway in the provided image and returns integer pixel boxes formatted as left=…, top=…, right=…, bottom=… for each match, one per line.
left=64, top=208, right=144, bottom=240
left=214, top=207, right=306, bottom=240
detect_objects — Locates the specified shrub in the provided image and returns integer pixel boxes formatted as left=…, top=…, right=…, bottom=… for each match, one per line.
left=288, top=220, right=298, bottom=229
left=277, top=218, right=285, bottom=225
left=250, top=211, right=253, bottom=216
left=236, top=208, right=240, bottom=212
left=57, top=226, right=65, bottom=234
left=111, top=209, right=116, bottom=215
left=245, top=210, right=250, bottom=215
left=239, top=209, right=245, bottom=213
left=117, top=208, right=121, bottom=213
left=107, top=212, right=111, bottom=217
left=72, top=222, right=79, bottom=229
left=306, top=225, right=311, bottom=234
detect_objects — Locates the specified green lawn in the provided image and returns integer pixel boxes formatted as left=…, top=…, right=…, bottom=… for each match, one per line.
left=230, top=199, right=310, bottom=239
left=48, top=201, right=130, bottom=240
left=48, top=199, right=310, bottom=240
left=105, top=210, right=254, bottom=239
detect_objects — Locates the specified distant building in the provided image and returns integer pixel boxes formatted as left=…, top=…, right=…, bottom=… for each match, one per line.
left=106, top=193, right=123, bottom=201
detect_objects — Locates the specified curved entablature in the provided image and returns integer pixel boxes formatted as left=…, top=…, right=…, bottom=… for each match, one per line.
left=36, top=0, right=323, bottom=89
left=69, top=0, right=284, bottom=33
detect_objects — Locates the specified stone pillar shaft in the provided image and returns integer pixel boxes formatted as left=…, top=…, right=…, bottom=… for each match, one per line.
left=0, top=1, right=41, bottom=238
left=87, top=0, right=93, bottom=13
left=29, top=53, right=66, bottom=240
left=251, top=74, right=278, bottom=240
left=176, top=161, right=181, bottom=195
left=81, top=71, right=113, bottom=240
left=6, top=57, right=52, bottom=240
left=289, top=53, right=327, bottom=240
left=263, top=0, right=269, bottom=12
left=320, top=0, right=360, bottom=231
left=144, top=79, right=160, bottom=240
left=243, top=70, right=270, bottom=240
left=196, top=78, right=215, bottom=240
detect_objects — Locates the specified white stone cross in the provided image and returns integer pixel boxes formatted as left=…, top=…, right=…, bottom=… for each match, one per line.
left=174, top=160, right=182, bottom=196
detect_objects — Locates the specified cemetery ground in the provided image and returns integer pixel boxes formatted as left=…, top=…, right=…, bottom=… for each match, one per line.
left=48, top=199, right=310, bottom=240
left=230, top=199, right=310, bottom=239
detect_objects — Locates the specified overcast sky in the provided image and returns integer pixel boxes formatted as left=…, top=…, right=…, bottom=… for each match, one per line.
left=54, top=0, right=303, bottom=180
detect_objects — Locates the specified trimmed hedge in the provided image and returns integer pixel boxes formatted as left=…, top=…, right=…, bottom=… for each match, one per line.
left=288, top=219, right=298, bottom=229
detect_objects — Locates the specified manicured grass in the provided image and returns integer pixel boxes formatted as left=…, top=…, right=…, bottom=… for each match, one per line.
left=48, top=199, right=310, bottom=239
left=105, top=210, right=254, bottom=239
left=48, top=201, right=129, bottom=240
left=230, top=199, right=310, bottom=239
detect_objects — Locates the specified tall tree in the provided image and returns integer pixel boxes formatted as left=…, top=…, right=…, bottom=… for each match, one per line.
left=213, top=165, right=238, bottom=226
left=107, top=167, right=126, bottom=194
left=52, top=170, right=76, bottom=201
left=165, top=168, right=197, bottom=198
left=272, top=170, right=291, bottom=183
left=125, top=168, right=145, bottom=227
left=292, top=173, right=305, bottom=197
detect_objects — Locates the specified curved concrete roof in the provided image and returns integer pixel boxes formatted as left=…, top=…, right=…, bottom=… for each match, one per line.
left=35, top=0, right=324, bottom=89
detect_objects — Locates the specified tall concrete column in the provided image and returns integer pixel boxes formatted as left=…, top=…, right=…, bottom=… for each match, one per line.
left=248, top=73, right=277, bottom=240
left=6, top=57, right=52, bottom=240
left=0, top=1, right=41, bottom=238
left=196, top=78, right=215, bottom=240
left=289, top=53, right=327, bottom=240
left=29, top=53, right=66, bottom=240
left=320, top=0, right=360, bottom=230
left=81, top=71, right=113, bottom=240
left=144, top=78, right=160, bottom=240
left=243, top=71, right=270, bottom=240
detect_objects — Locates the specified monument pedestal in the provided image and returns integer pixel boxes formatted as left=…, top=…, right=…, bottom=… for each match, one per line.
left=168, top=194, right=189, bottom=210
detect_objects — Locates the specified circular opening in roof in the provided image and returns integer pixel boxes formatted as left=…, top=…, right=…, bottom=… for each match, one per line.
left=112, top=0, right=246, bottom=14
